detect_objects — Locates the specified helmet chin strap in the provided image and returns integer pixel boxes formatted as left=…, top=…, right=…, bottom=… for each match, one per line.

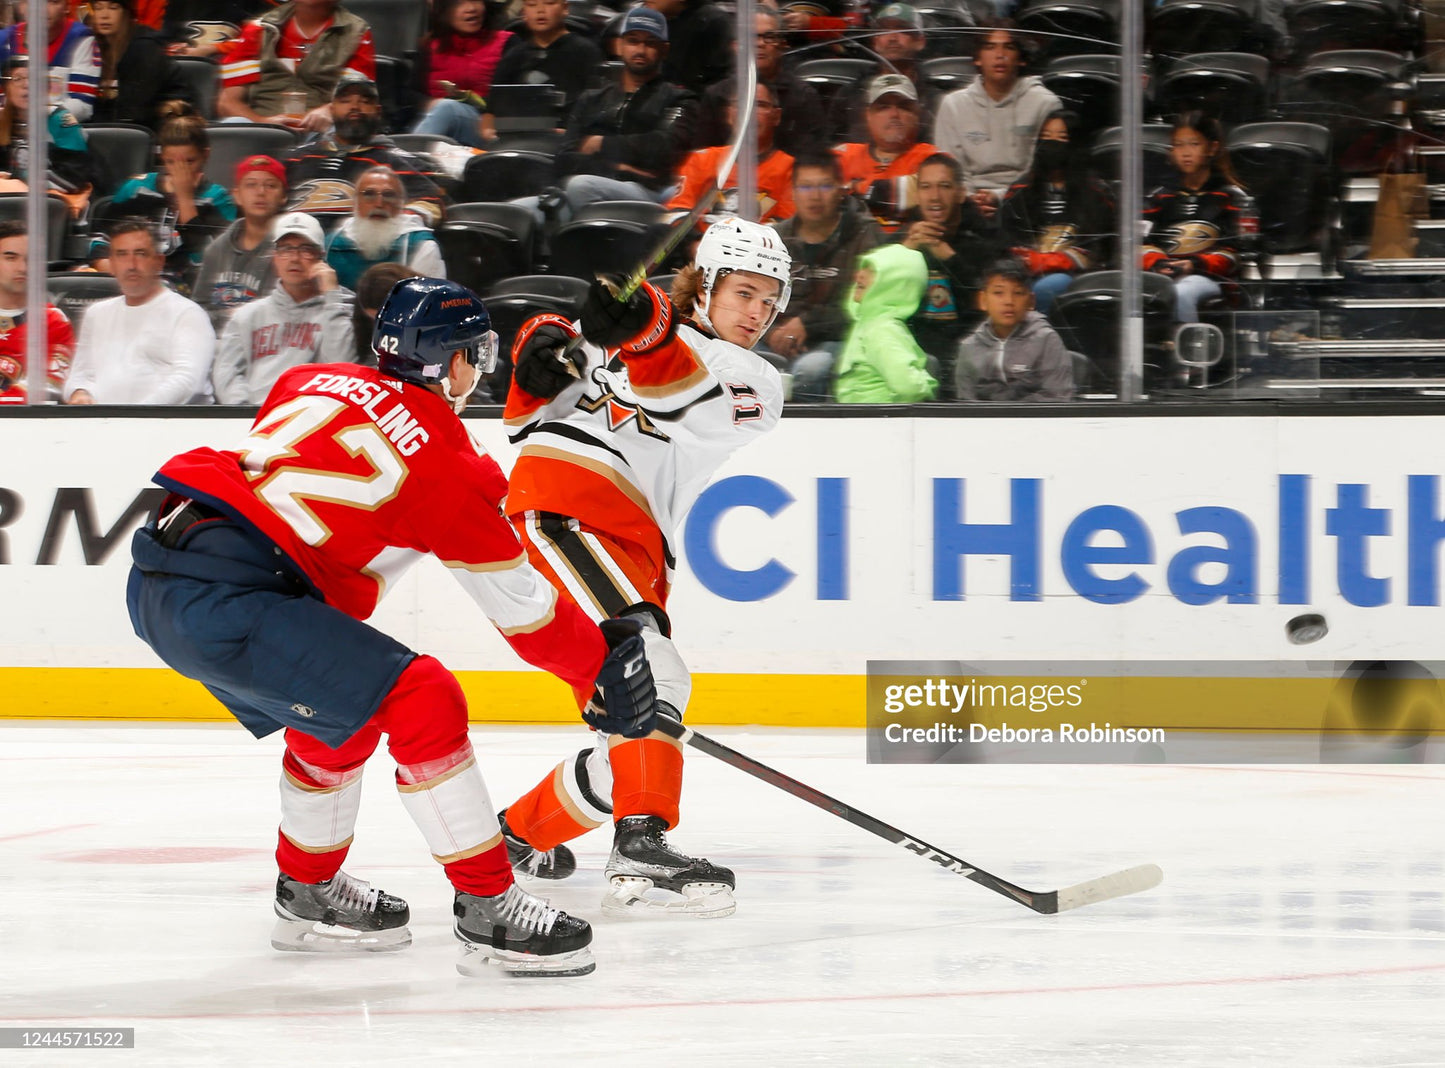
left=441, top=376, right=468, bottom=413
left=693, top=284, right=718, bottom=336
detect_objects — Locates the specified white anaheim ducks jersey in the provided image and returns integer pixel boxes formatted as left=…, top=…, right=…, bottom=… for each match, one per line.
left=503, top=321, right=783, bottom=564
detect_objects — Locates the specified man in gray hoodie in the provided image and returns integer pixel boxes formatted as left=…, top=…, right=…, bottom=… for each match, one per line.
left=932, top=20, right=1060, bottom=220
left=212, top=212, right=357, bottom=404
left=956, top=258, right=1072, bottom=402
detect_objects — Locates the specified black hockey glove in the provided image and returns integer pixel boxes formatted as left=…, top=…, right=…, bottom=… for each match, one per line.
left=583, top=617, right=658, bottom=739
left=579, top=276, right=674, bottom=353
left=511, top=313, right=585, bottom=399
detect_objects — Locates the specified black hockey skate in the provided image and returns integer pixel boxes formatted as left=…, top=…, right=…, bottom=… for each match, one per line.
left=454, top=883, right=595, bottom=977
left=498, top=807, right=576, bottom=880
left=271, top=871, right=411, bottom=952
left=602, top=815, right=736, bottom=918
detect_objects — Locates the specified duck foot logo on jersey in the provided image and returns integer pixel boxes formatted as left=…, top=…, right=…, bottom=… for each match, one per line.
left=576, top=371, right=672, bottom=442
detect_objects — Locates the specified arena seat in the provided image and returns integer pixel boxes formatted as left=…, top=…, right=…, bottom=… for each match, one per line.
left=1285, top=0, right=1413, bottom=58
left=1015, top=0, right=1120, bottom=62
left=1155, top=52, right=1270, bottom=125
left=344, top=0, right=428, bottom=62
left=45, top=272, right=121, bottom=334
left=1228, top=121, right=1336, bottom=277
left=0, top=195, right=71, bottom=265
left=1149, top=0, right=1261, bottom=58
left=919, top=56, right=977, bottom=96
left=1278, top=50, right=1411, bottom=176
left=204, top=125, right=300, bottom=196
left=82, top=123, right=154, bottom=192
left=1090, top=124, right=1176, bottom=194
left=1048, top=271, right=1178, bottom=392
left=487, top=85, right=568, bottom=135
left=436, top=216, right=536, bottom=295
left=794, top=58, right=875, bottom=110
left=459, top=149, right=557, bottom=202
left=547, top=202, right=670, bottom=281
left=1040, top=55, right=1121, bottom=137
left=173, top=58, right=220, bottom=120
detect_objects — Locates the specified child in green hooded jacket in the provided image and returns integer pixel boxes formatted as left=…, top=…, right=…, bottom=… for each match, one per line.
left=833, top=243, right=938, bottom=403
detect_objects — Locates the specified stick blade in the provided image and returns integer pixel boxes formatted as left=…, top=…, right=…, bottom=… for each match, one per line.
left=1051, top=863, right=1164, bottom=914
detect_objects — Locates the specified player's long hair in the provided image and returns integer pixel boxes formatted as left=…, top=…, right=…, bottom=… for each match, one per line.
left=670, top=266, right=706, bottom=322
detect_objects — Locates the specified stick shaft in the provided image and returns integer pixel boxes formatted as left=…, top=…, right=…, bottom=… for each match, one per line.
left=651, top=717, right=1161, bottom=915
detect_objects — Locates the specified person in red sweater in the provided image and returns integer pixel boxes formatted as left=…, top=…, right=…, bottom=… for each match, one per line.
left=0, top=220, right=73, bottom=403
left=410, top=0, right=511, bottom=148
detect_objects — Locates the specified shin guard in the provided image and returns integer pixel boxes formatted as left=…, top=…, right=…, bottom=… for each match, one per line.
left=276, top=750, right=365, bottom=883
left=395, top=745, right=512, bottom=897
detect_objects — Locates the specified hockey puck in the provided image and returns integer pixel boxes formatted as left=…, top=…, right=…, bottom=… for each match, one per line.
left=1285, top=613, right=1328, bottom=645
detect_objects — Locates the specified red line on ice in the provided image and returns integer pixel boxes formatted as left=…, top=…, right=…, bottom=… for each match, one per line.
left=9, top=960, right=1445, bottom=1023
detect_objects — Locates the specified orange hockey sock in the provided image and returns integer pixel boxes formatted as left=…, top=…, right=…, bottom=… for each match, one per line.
left=506, top=750, right=612, bottom=851
left=608, top=731, right=684, bottom=828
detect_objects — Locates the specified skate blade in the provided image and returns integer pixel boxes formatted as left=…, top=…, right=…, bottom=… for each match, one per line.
left=270, top=916, right=412, bottom=953
left=455, top=942, right=596, bottom=978
left=601, top=875, right=736, bottom=919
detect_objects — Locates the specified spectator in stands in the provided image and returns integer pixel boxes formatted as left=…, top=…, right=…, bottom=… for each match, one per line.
left=72, top=0, right=163, bottom=28
left=286, top=74, right=447, bottom=227
left=778, top=0, right=860, bottom=48
left=217, top=0, right=375, bottom=132
left=193, top=154, right=287, bottom=333
left=933, top=19, right=1060, bottom=219
left=66, top=218, right=215, bottom=403
left=828, top=4, right=935, bottom=145
left=213, top=211, right=355, bottom=403
left=324, top=165, right=446, bottom=290
left=554, top=7, right=695, bottom=215
left=0, top=220, right=73, bottom=403
left=89, top=0, right=193, bottom=129
left=834, top=74, right=938, bottom=233
left=694, top=7, right=825, bottom=157
left=766, top=150, right=884, bottom=402
left=163, top=0, right=271, bottom=59
left=350, top=261, right=418, bottom=363
left=834, top=242, right=936, bottom=403
left=0, top=55, right=94, bottom=214
left=1142, top=111, right=1249, bottom=323
left=0, top=0, right=101, bottom=120
left=1000, top=109, right=1114, bottom=314
left=955, top=257, right=1072, bottom=402
left=491, top=0, right=604, bottom=130
left=892, top=152, right=1000, bottom=395
left=646, top=0, right=731, bottom=96
left=410, top=0, right=512, bottom=148
left=668, top=80, right=794, bottom=225
left=90, top=114, right=237, bottom=295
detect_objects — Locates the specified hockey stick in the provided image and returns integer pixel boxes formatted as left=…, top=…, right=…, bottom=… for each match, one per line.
left=651, top=717, right=1163, bottom=914
left=558, top=56, right=759, bottom=361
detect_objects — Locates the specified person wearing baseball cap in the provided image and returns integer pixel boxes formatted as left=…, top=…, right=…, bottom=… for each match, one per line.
left=194, top=156, right=290, bottom=334
left=212, top=210, right=355, bottom=404
left=833, top=73, right=939, bottom=233
left=825, top=1, right=933, bottom=143
left=552, top=3, right=698, bottom=216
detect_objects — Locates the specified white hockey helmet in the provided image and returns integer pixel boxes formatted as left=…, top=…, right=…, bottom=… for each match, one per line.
left=693, top=216, right=792, bottom=339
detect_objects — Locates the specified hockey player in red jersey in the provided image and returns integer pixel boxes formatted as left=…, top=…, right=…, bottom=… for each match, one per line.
left=496, top=217, right=791, bottom=917
left=0, top=221, right=74, bottom=404
left=125, top=277, right=659, bottom=977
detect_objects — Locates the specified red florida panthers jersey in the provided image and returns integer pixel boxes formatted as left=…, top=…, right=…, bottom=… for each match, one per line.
left=155, top=363, right=606, bottom=696
left=0, top=306, right=75, bottom=404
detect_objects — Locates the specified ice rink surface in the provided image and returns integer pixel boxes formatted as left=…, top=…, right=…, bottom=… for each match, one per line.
left=2, top=723, right=1443, bottom=1067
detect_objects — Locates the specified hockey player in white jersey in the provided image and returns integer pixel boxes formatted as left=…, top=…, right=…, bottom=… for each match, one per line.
left=496, top=217, right=791, bottom=916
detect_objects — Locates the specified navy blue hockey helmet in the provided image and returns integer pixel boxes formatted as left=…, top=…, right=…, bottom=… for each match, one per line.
left=372, top=277, right=498, bottom=387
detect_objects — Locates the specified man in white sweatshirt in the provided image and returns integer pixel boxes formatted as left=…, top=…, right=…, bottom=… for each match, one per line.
left=932, top=21, right=1060, bottom=219
left=65, top=221, right=216, bottom=405
left=212, top=212, right=358, bottom=405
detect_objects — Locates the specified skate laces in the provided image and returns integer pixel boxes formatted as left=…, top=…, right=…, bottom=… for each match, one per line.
left=323, top=872, right=380, bottom=915
left=495, top=884, right=559, bottom=936
left=523, top=846, right=558, bottom=876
